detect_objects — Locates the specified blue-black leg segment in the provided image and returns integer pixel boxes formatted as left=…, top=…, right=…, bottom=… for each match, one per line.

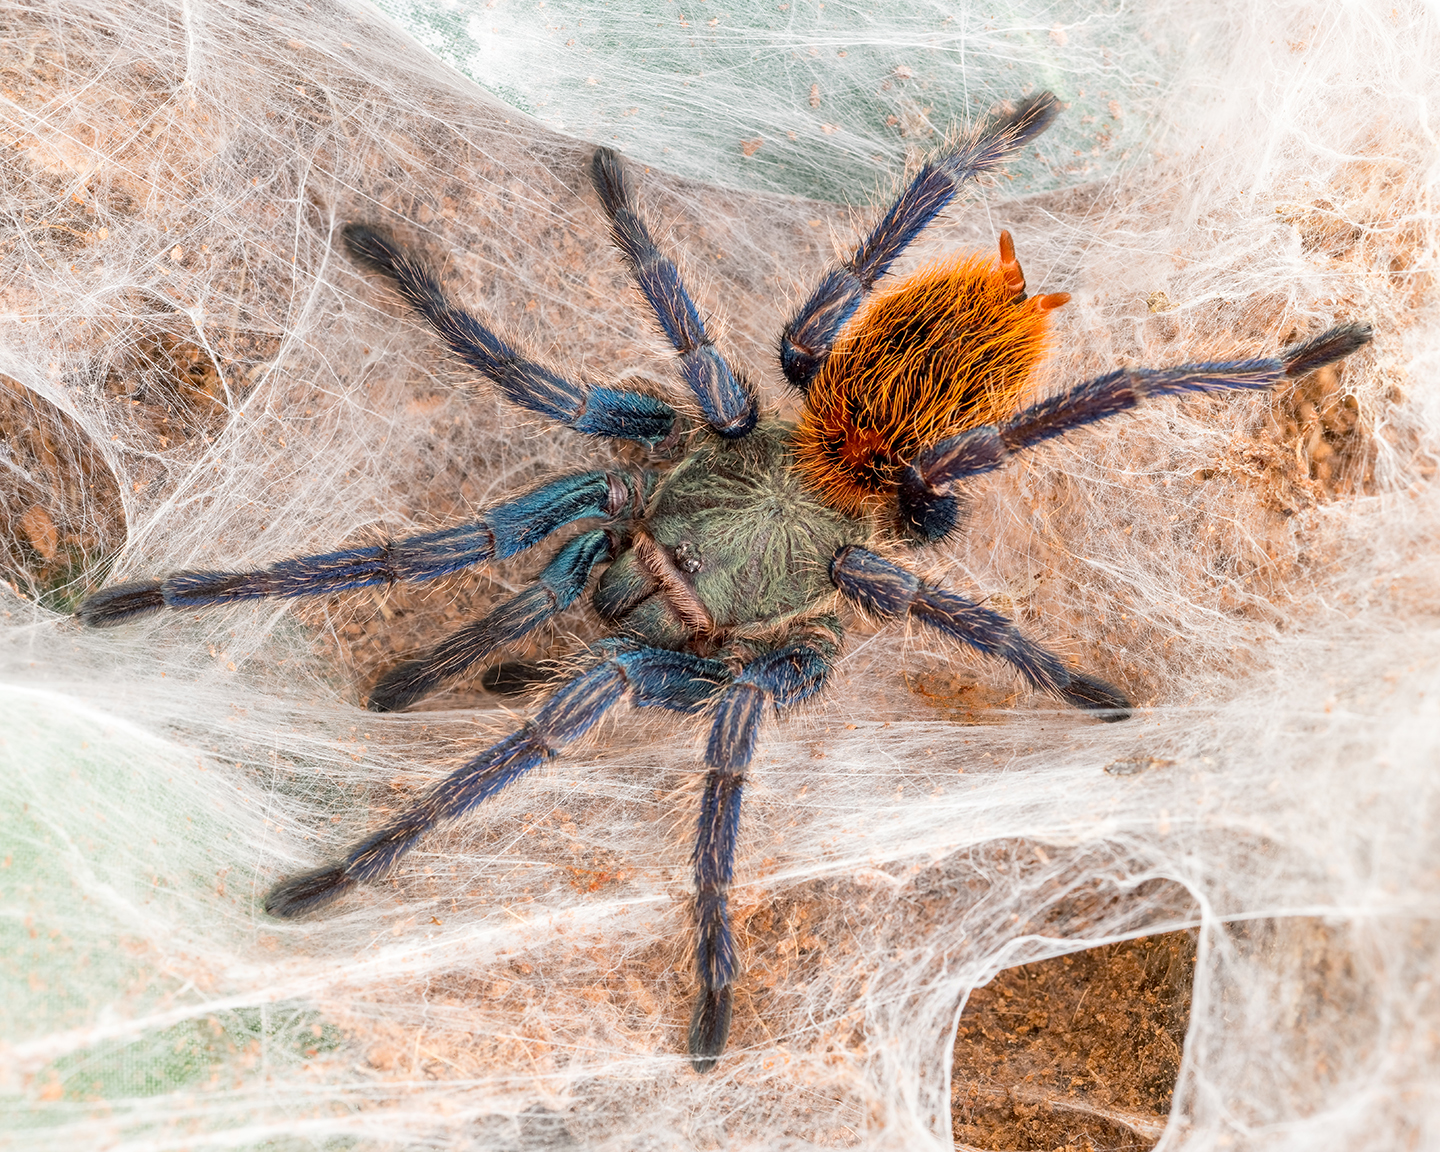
left=831, top=547, right=1131, bottom=719
left=368, top=529, right=618, bottom=712
left=76, top=470, right=643, bottom=626
left=590, top=149, right=758, bottom=439
left=342, top=224, right=676, bottom=447
left=689, top=626, right=840, bottom=1071
left=265, top=643, right=730, bottom=918
left=898, top=322, right=1374, bottom=541
left=780, top=92, right=1061, bottom=393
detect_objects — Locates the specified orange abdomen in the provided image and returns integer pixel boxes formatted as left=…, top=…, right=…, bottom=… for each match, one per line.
left=793, top=251, right=1059, bottom=515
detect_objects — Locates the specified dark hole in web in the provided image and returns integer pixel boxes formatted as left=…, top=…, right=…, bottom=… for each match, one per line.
left=0, top=375, right=127, bottom=614
left=952, top=930, right=1197, bottom=1151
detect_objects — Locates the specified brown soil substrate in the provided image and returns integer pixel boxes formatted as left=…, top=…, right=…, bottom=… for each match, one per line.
left=952, top=932, right=1196, bottom=1151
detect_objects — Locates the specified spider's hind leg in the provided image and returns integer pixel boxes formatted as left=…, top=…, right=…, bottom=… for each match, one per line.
left=896, top=322, right=1375, bottom=543
left=780, top=92, right=1061, bottom=392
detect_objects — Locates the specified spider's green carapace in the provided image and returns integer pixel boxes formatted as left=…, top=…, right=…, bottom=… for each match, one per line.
left=595, top=420, right=859, bottom=649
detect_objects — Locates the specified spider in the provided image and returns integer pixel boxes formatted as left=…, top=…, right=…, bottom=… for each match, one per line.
left=76, top=91, right=1371, bottom=1072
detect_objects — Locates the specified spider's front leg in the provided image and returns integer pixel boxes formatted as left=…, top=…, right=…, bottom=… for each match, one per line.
left=369, top=520, right=631, bottom=712
left=689, top=620, right=841, bottom=1072
left=264, top=642, right=729, bottom=916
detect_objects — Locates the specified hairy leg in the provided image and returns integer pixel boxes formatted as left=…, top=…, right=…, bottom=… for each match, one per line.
left=590, top=148, right=757, bottom=438
left=898, top=323, right=1374, bottom=541
left=265, top=643, right=731, bottom=917
left=689, top=623, right=840, bottom=1071
left=368, top=528, right=618, bottom=712
left=77, top=469, right=645, bottom=626
left=780, top=92, right=1061, bottom=393
left=830, top=547, right=1130, bottom=719
left=343, top=224, right=677, bottom=447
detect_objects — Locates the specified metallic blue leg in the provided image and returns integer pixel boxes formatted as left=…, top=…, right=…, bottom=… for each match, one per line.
left=898, top=323, right=1373, bottom=541
left=76, top=469, right=644, bottom=626
left=831, top=547, right=1131, bottom=720
left=265, top=643, right=730, bottom=918
left=343, top=224, right=677, bottom=448
left=689, top=626, right=839, bottom=1071
left=590, top=149, right=757, bottom=439
left=780, top=92, right=1060, bottom=393
left=368, top=529, right=618, bottom=712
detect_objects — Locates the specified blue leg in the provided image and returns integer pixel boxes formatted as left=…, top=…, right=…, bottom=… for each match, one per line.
left=265, top=643, right=731, bottom=918
left=76, top=469, right=645, bottom=626
left=368, top=529, right=618, bottom=712
left=898, top=323, right=1374, bottom=540
left=831, top=547, right=1131, bottom=720
left=590, top=149, right=758, bottom=439
left=780, top=92, right=1060, bottom=393
left=342, top=225, right=677, bottom=448
left=689, top=624, right=840, bottom=1072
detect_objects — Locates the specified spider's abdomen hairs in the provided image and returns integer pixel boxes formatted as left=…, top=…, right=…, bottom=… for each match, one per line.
left=341, top=223, right=676, bottom=447
left=780, top=91, right=1060, bottom=394
left=589, top=149, right=758, bottom=438
left=794, top=252, right=1055, bottom=515
left=830, top=546, right=1131, bottom=720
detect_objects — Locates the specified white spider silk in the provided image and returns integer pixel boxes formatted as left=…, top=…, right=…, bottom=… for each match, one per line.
left=2, top=1, right=1437, bottom=1148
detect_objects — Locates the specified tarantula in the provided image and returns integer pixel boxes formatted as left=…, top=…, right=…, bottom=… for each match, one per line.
left=77, top=91, right=1371, bottom=1071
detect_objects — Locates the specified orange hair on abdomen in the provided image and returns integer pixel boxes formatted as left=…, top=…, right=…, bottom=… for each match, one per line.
left=793, top=253, right=1056, bottom=515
